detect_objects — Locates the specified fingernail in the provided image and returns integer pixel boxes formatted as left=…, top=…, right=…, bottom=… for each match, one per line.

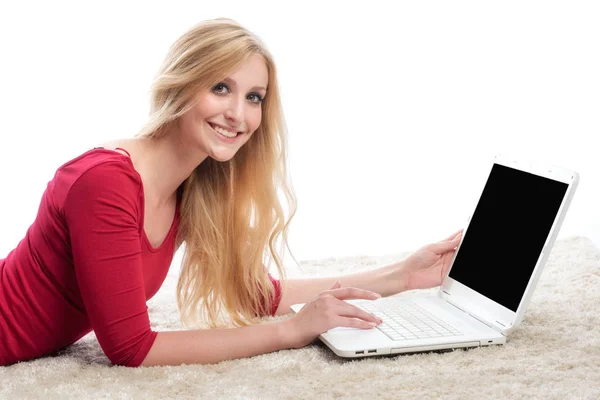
left=373, top=293, right=381, bottom=298
left=368, top=322, right=377, bottom=327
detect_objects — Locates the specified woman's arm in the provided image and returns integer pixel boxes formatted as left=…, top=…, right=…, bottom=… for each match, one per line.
left=273, top=231, right=463, bottom=317
left=64, top=161, right=161, bottom=367
left=141, top=321, right=291, bottom=366
left=273, top=262, right=406, bottom=316
left=141, top=261, right=413, bottom=365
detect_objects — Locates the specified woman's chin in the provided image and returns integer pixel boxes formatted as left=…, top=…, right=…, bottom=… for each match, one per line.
left=209, top=150, right=236, bottom=163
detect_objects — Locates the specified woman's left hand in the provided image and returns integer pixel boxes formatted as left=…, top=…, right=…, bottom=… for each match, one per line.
left=399, top=230, right=463, bottom=292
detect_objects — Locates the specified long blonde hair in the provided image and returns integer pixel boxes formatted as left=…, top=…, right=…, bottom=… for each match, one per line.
left=136, top=18, right=298, bottom=329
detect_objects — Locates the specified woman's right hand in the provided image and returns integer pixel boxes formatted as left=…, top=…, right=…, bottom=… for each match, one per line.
left=283, top=281, right=384, bottom=349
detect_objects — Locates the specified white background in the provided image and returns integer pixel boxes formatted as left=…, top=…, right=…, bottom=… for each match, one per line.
left=0, top=1, right=598, bottom=265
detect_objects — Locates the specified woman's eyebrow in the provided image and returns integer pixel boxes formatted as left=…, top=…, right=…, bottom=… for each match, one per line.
left=223, top=77, right=267, bottom=92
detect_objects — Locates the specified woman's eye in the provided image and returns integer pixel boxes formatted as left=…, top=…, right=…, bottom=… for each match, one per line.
left=212, top=83, right=229, bottom=94
left=248, top=93, right=264, bottom=104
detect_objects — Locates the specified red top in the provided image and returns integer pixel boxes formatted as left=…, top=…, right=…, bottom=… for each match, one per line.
left=0, top=148, right=282, bottom=367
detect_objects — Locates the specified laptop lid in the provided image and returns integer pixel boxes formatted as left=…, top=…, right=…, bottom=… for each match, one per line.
left=439, top=154, right=579, bottom=335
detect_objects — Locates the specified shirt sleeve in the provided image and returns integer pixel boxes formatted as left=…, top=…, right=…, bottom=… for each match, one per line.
left=63, top=161, right=156, bottom=367
left=267, top=273, right=282, bottom=317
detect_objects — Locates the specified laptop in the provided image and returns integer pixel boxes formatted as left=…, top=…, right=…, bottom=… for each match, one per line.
left=290, top=154, right=579, bottom=358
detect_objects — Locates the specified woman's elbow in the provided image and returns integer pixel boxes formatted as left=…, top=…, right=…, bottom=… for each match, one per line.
left=101, top=331, right=158, bottom=368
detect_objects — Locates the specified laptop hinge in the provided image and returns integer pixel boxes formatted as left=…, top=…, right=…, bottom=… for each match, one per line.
left=443, top=294, right=507, bottom=336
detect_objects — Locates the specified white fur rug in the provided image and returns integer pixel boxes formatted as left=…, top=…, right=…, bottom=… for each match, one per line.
left=1, top=236, right=599, bottom=399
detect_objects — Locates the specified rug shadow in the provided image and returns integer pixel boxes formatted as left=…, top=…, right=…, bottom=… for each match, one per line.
left=309, top=338, right=478, bottom=364
left=49, top=338, right=112, bottom=367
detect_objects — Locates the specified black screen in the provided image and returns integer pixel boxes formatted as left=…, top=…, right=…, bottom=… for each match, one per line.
left=448, top=164, right=568, bottom=312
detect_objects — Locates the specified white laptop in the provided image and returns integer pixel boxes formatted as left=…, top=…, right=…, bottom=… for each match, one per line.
left=290, top=154, right=579, bottom=358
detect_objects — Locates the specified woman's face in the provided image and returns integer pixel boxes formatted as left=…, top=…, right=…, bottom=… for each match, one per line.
left=179, top=53, right=268, bottom=162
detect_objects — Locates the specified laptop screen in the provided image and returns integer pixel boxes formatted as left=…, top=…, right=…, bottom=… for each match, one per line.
left=448, top=163, right=569, bottom=312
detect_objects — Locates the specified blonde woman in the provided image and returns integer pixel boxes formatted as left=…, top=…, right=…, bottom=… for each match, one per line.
left=0, top=18, right=462, bottom=367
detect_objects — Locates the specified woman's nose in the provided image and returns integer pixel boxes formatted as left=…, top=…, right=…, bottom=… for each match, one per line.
left=224, top=96, right=244, bottom=123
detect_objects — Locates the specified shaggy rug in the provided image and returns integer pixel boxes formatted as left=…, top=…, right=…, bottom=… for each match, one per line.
left=1, top=236, right=599, bottom=399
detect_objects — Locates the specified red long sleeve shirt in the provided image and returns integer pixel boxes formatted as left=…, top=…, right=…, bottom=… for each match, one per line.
left=0, top=148, right=282, bottom=367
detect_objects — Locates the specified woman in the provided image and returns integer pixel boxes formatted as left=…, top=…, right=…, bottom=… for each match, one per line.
left=0, top=18, right=462, bottom=367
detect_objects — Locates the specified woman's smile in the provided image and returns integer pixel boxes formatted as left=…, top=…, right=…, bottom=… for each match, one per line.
left=207, top=121, right=243, bottom=143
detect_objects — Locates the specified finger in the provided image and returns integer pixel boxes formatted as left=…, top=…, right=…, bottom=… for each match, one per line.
left=336, top=316, right=379, bottom=330
left=429, top=238, right=461, bottom=254
left=442, top=229, right=463, bottom=242
left=336, top=302, right=382, bottom=324
left=329, top=287, right=381, bottom=301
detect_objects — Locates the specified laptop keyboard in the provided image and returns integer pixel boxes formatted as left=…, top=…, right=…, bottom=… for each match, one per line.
left=357, top=298, right=464, bottom=341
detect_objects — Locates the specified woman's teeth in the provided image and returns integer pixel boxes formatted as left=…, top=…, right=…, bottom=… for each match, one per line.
left=211, top=124, right=238, bottom=138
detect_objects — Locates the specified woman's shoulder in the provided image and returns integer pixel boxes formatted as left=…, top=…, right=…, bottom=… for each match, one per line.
left=50, top=145, right=142, bottom=209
